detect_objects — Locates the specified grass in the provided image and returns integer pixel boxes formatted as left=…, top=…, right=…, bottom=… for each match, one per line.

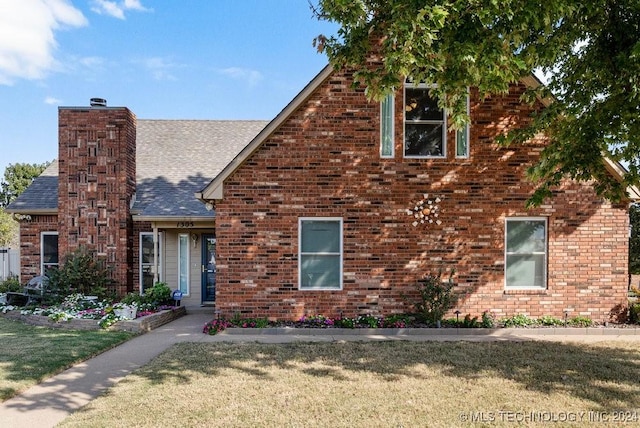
left=0, top=317, right=134, bottom=401
left=59, top=340, right=640, bottom=427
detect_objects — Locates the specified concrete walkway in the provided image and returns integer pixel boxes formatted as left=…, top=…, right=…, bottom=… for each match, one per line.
left=1, top=311, right=639, bottom=427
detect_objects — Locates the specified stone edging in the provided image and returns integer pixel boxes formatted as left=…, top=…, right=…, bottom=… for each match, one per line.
left=0, top=306, right=186, bottom=333
left=223, top=326, right=640, bottom=336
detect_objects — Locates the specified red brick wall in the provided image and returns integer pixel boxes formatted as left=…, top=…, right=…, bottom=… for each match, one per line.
left=57, top=107, right=136, bottom=295
left=214, top=68, right=629, bottom=322
left=17, top=215, right=58, bottom=281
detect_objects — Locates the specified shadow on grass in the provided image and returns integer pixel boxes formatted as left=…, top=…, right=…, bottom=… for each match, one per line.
left=138, top=341, right=639, bottom=410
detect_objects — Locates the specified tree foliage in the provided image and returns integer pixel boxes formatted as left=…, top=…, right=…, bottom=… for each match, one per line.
left=0, top=162, right=50, bottom=247
left=0, top=162, right=50, bottom=207
left=312, top=0, right=640, bottom=205
left=0, top=208, right=19, bottom=248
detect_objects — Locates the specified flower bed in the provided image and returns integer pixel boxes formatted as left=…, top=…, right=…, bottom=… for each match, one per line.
left=0, top=292, right=186, bottom=332
left=203, top=312, right=640, bottom=335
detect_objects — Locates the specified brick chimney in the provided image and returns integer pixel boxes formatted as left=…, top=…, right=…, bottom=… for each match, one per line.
left=57, top=100, right=136, bottom=295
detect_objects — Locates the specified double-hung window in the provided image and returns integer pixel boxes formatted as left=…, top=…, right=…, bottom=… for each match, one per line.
left=41, top=232, right=58, bottom=275
left=404, top=81, right=446, bottom=157
left=299, top=218, right=343, bottom=290
left=505, top=218, right=547, bottom=288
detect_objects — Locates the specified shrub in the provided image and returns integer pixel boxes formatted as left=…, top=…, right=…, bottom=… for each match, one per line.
left=0, top=276, right=20, bottom=293
left=568, top=316, right=593, bottom=327
left=409, top=269, right=457, bottom=326
left=460, top=313, right=479, bottom=328
left=481, top=311, right=495, bottom=328
left=538, top=315, right=563, bottom=326
left=47, top=247, right=114, bottom=301
left=629, top=303, right=640, bottom=324
left=501, top=314, right=536, bottom=327
left=143, top=282, right=172, bottom=306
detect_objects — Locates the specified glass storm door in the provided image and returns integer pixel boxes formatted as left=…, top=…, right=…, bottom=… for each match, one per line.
left=201, top=234, right=216, bottom=302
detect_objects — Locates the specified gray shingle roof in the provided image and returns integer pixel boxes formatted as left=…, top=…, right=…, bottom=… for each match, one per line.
left=5, top=161, right=58, bottom=213
left=6, top=120, right=268, bottom=218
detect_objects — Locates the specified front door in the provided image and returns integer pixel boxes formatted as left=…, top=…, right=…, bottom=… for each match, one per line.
left=201, top=234, right=216, bottom=303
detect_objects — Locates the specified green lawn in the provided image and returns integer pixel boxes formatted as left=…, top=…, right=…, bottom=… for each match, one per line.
left=59, top=340, right=640, bottom=427
left=0, top=317, right=134, bottom=401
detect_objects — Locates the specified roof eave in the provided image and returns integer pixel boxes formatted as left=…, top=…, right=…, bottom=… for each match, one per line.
left=603, top=158, right=640, bottom=201
left=132, top=214, right=215, bottom=223
left=4, top=207, right=57, bottom=215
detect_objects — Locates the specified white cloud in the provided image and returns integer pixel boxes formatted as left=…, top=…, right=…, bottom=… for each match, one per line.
left=218, top=67, right=264, bottom=86
left=136, top=57, right=181, bottom=81
left=44, top=96, right=62, bottom=105
left=91, top=0, right=151, bottom=20
left=0, top=0, right=87, bottom=85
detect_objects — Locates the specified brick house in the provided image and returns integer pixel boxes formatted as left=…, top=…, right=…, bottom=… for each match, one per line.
left=7, top=65, right=638, bottom=321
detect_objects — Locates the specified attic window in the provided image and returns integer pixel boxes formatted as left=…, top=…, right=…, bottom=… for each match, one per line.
left=404, top=81, right=446, bottom=158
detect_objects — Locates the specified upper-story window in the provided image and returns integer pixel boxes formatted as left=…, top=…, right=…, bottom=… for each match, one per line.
left=380, top=93, right=395, bottom=158
left=404, top=81, right=446, bottom=158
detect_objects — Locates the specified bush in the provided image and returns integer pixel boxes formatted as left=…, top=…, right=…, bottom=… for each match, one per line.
left=0, top=276, right=20, bottom=293
left=568, top=316, right=593, bottom=327
left=143, top=282, right=172, bottom=306
left=630, top=303, right=640, bottom=324
left=46, top=247, right=114, bottom=302
left=501, top=314, right=536, bottom=327
left=538, top=315, right=564, bottom=326
left=409, top=269, right=458, bottom=326
left=481, top=311, right=495, bottom=328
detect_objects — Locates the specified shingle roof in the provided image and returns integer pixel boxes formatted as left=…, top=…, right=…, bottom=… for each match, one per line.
left=6, top=119, right=268, bottom=218
left=5, top=161, right=58, bottom=213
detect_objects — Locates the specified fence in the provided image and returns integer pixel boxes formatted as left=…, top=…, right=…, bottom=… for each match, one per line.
left=0, top=248, right=19, bottom=281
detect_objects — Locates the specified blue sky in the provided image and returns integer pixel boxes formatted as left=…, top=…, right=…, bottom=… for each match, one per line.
left=0, top=0, right=337, bottom=176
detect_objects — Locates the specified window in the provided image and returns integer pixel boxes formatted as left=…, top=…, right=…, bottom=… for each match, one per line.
left=404, top=82, right=446, bottom=157
left=456, top=92, right=470, bottom=158
left=380, top=93, right=394, bottom=157
left=140, top=232, right=162, bottom=293
left=41, top=232, right=58, bottom=275
left=178, top=234, right=190, bottom=295
left=505, top=218, right=547, bottom=288
left=299, top=218, right=343, bottom=290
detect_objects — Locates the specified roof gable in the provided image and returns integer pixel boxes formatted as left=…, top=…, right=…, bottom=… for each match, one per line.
left=197, top=66, right=638, bottom=203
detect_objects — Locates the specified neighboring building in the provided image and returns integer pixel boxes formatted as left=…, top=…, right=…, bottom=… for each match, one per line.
left=7, top=66, right=638, bottom=321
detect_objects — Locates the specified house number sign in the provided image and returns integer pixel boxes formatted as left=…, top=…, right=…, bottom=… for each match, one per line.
left=177, top=222, right=195, bottom=228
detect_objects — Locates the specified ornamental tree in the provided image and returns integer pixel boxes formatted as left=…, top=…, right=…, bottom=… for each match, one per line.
left=311, top=0, right=640, bottom=206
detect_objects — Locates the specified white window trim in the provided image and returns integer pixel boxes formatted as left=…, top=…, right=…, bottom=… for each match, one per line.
left=139, top=231, right=163, bottom=293
left=380, top=93, right=395, bottom=158
left=40, top=231, right=58, bottom=275
left=178, top=233, right=190, bottom=296
left=504, top=217, right=548, bottom=289
left=455, top=90, right=471, bottom=159
left=298, top=217, right=343, bottom=291
left=403, top=81, right=447, bottom=159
